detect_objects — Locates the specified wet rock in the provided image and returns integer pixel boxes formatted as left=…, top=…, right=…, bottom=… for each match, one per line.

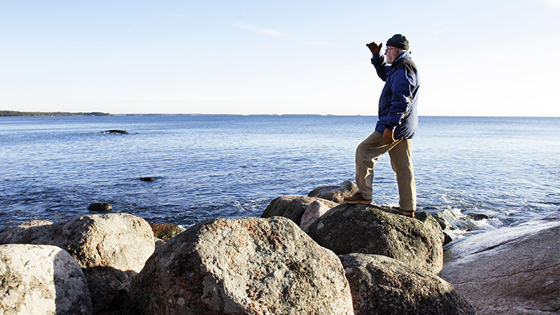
left=0, top=213, right=155, bottom=314
left=470, top=213, right=492, bottom=221
left=300, top=199, right=338, bottom=232
left=443, top=232, right=454, bottom=246
left=441, top=212, right=560, bottom=314
left=307, top=180, right=359, bottom=203
left=122, top=217, right=354, bottom=315
left=340, top=253, right=475, bottom=315
left=434, top=209, right=477, bottom=231
left=148, top=222, right=182, bottom=240
left=88, top=202, right=112, bottom=212
left=0, top=244, right=92, bottom=315
left=416, top=211, right=446, bottom=245
left=261, top=195, right=334, bottom=225
left=102, top=130, right=128, bottom=134
left=306, top=203, right=443, bottom=274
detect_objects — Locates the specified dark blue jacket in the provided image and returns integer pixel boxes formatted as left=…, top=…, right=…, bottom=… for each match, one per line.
left=371, top=51, right=419, bottom=139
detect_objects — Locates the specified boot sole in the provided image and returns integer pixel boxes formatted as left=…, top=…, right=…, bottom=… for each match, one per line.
left=344, top=200, right=372, bottom=205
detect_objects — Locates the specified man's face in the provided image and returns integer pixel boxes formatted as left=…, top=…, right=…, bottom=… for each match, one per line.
left=385, top=46, right=399, bottom=64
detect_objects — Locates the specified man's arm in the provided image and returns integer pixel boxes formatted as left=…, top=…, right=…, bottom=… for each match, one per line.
left=383, top=128, right=396, bottom=145
left=367, top=42, right=388, bottom=81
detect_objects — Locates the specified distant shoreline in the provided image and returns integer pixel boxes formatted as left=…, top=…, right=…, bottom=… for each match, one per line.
left=2, top=111, right=559, bottom=118
left=0, top=110, right=112, bottom=117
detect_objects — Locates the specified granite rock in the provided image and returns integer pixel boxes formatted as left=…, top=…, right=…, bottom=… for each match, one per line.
left=261, top=195, right=334, bottom=225
left=307, top=180, right=359, bottom=203
left=122, top=216, right=354, bottom=315
left=300, top=199, right=339, bottom=232
left=0, top=244, right=92, bottom=315
left=306, top=203, right=443, bottom=274
left=0, top=213, right=155, bottom=314
left=340, top=253, right=475, bottom=315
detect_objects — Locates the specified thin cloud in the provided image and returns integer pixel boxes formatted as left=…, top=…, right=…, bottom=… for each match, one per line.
left=534, top=0, right=560, bottom=9
left=233, top=22, right=286, bottom=38
left=425, top=28, right=450, bottom=37
left=232, top=21, right=330, bottom=47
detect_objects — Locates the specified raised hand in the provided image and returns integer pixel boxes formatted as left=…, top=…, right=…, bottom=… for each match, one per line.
left=366, top=41, right=383, bottom=54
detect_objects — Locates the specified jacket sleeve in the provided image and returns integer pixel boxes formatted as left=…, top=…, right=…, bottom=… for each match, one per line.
left=385, top=68, right=417, bottom=130
left=371, top=54, right=389, bottom=81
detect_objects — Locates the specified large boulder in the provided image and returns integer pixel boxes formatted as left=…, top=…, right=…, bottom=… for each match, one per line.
left=0, top=244, right=92, bottom=315
left=0, top=213, right=155, bottom=314
left=307, top=180, right=359, bottom=203
left=340, top=253, right=475, bottom=315
left=261, top=195, right=337, bottom=225
left=122, top=216, right=354, bottom=315
left=306, top=203, right=443, bottom=274
left=441, top=212, right=560, bottom=314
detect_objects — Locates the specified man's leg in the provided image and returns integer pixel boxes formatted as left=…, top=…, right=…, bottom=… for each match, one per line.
left=388, top=139, right=416, bottom=212
left=354, top=131, right=397, bottom=200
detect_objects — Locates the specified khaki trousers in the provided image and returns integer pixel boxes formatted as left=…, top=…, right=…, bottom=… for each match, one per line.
left=355, top=131, right=416, bottom=211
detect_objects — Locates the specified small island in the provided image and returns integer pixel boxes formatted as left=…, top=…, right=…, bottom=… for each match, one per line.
left=0, top=110, right=111, bottom=117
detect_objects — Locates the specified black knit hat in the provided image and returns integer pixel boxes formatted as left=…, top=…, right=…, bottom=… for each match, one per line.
left=386, top=34, right=409, bottom=50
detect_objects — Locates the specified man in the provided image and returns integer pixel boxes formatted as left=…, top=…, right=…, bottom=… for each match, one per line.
left=344, top=34, right=420, bottom=218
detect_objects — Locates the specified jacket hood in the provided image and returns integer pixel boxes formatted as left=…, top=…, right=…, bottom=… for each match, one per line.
left=391, top=51, right=412, bottom=67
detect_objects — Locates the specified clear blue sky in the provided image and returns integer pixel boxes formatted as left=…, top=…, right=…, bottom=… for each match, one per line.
left=2, top=0, right=559, bottom=116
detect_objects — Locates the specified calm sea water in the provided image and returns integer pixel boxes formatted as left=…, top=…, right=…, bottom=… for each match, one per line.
left=1, top=115, right=559, bottom=242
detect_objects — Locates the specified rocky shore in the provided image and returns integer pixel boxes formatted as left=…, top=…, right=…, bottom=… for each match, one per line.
left=1, top=181, right=557, bottom=314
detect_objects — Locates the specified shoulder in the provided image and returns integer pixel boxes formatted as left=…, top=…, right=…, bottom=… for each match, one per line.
left=393, top=59, right=417, bottom=75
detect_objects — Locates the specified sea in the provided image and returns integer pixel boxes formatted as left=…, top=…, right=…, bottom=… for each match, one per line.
left=1, top=115, right=559, bottom=248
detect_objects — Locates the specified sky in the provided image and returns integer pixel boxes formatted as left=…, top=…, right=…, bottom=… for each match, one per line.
left=1, top=0, right=559, bottom=116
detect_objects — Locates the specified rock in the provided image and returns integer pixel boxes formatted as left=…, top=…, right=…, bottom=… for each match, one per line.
left=416, top=211, right=446, bottom=245
left=0, top=213, right=155, bottom=314
left=0, top=220, right=53, bottom=243
left=340, top=253, right=475, bottom=315
left=306, top=203, right=443, bottom=274
left=102, top=130, right=128, bottom=134
left=148, top=222, right=182, bottom=240
left=0, top=220, right=55, bottom=244
left=307, top=180, right=359, bottom=203
left=139, top=177, right=157, bottom=182
left=0, top=244, right=92, bottom=315
left=441, top=212, right=560, bottom=314
left=443, top=232, right=454, bottom=246
left=300, top=199, right=338, bottom=232
left=122, top=216, right=354, bottom=315
left=470, top=213, right=492, bottom=221
left=87, top=202, right=112, bottom=212
left=261, top=195, right=334, bottom=225
left=434, top=209, right=476, bottom=231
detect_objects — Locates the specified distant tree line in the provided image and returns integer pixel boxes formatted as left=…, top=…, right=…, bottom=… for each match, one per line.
left=0, top=110, right=111, bottom=117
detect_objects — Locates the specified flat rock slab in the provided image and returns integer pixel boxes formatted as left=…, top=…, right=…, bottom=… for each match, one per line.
left=441, top=212, right=560, bottom=314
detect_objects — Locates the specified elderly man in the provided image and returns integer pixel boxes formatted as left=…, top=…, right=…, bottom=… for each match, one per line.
left=344, top=34, right=420, bottom=218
